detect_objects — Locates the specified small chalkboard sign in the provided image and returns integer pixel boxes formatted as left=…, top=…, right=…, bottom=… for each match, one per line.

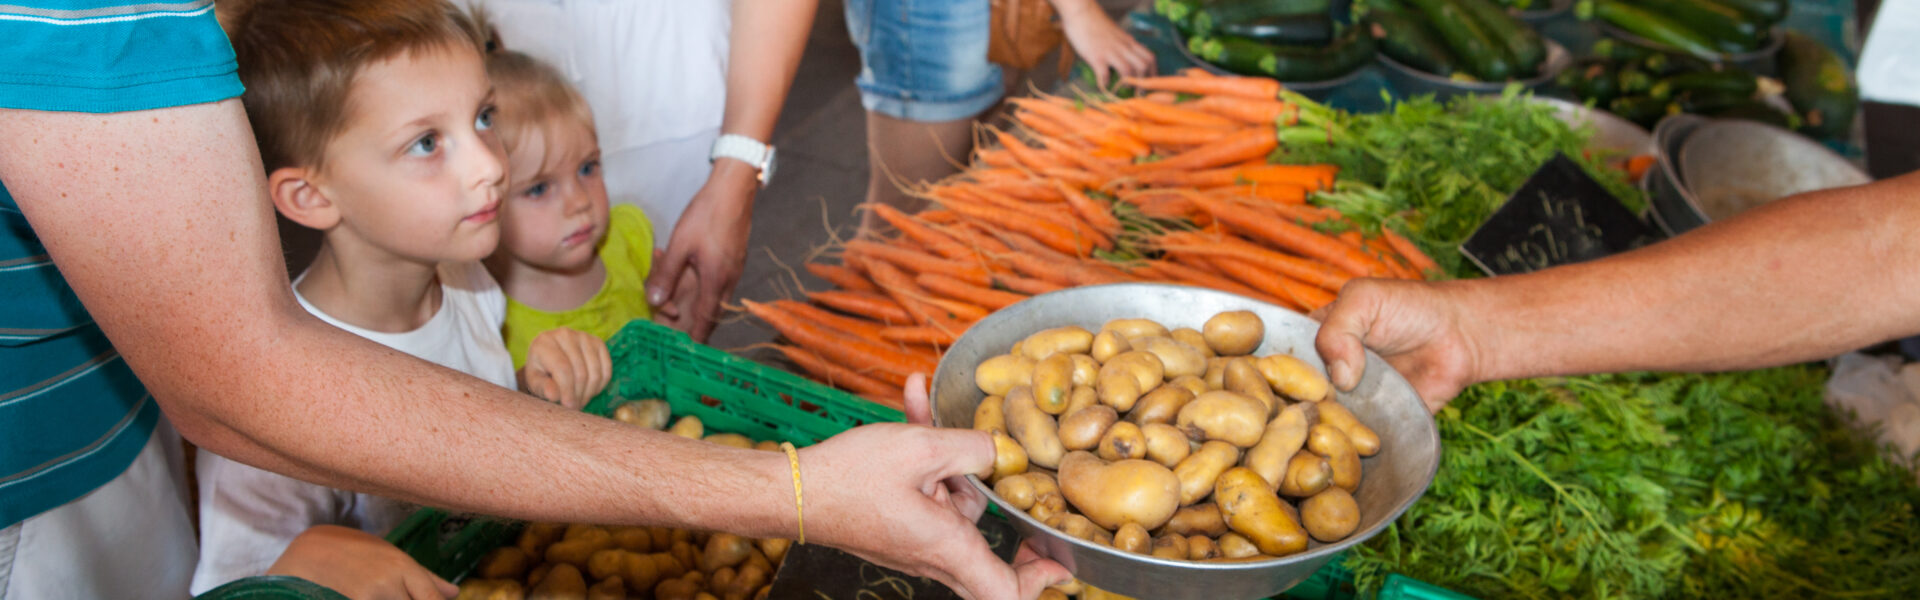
left=1460, top=153, right=1664, bottom=276
left=765, top=515, right=1021, bottom=600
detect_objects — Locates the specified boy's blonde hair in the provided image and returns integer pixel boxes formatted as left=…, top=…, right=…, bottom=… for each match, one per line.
left=222, top=0, right=488, bottom=172
left=483, top=47, right=597, bottom=169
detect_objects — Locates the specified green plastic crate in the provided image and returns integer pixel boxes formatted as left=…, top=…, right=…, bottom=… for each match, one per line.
left=194, top=577, right=348, bottom=600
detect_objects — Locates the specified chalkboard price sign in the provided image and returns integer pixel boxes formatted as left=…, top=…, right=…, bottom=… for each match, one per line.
left=1461, top=153, right=1663, bottom=276
left=765, top=515, right=1020, bottom=599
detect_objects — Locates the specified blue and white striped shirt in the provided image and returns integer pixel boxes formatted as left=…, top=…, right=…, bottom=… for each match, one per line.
left=0, top=0, right=241, bottom=527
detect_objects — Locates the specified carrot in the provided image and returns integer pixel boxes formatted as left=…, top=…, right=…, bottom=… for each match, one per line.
left=1178, top=67, right=1216, bottom=78
left=1136, top=164, right=1335, bottom=189
left=967, top=168, right=1032, bottom=183
left=845, top=239, right=992, bottom=287
left=1265, top=202, right=1345, bottom=224
left=1179, top=194, right=1393, bottom=278
left=918, top=210, right=960, bottom=225
left=1053, top=180, right=1122, bottom=235
left=742, top=299, right=937, bottom=377
left=1157, top=230, right=1353, bottom=292
left=1625, top=155, right=1656, bottom=181
left=997, top=272, right=1066, bottom=295
left=859, top=254, right=976, bottom=333
left=1014, top=109, right=1082, bottom=143
left=992, top=129, right=1069, bottom=172
left=977, top=179, right=1065, bottom=203
left=771, top=299, right=887, bottom=340
left=923, top=297, right=989, bottom=322
left=879, top=325, right=958, bottom=347
left=806, top=290, right=914, bottom=324
left=1383, top=228, right=1439, bottom=278
left=917, top=272, right=1028, bottom=310
left=1189, top=95, right=1298, bottom=125
left=1110, top=98, right=1241, bottom=128
left=1008, top=98, right=1105, bottom=135
left=1037, top=135, right=1123, bottom=179
left=1121, top=127, right=1277, bottom=173
left=1144, top=259, right=1287, bottom=306
left=1143, top=91, right=1180, bottom=104
left=1086, top=127, right=1152, bottom=158
left=767, top=344, right=904, bottom=402
left=866, top=203, right=976, bottom=262
left=1206, top=183, right=1310, bottom=204
left=1207, top=256, right=1337, bottom=312
left=1120, top=75, right=1281, bottom=100
left=1134, top=124, right=1241, bottom=148
left=1117, top=190, right=1198, bottom=220
left=1364, top=235, right=1418, bottom=279
left=975, top=148, right=1017, bottom=169
left=805, top=262, right=878, bottom=293
left=938, top=187, right=1105, bottom=255
left=1040, top=167, right=1105, bottom=189
left=937, top=221, right=1015, bottom=256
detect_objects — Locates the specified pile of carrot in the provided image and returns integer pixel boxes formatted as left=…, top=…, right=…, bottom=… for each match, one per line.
left=747, top=72, right=1437, bottom=406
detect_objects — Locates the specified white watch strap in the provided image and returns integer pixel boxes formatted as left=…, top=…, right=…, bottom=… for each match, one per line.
left=709, top=134, right=771, bottom=169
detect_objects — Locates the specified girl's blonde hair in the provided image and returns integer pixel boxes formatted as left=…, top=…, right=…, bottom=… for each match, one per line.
left=483, top=35, right=597, bottom=165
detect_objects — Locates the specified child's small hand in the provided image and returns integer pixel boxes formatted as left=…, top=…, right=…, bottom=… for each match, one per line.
left=267, top=525, right=456, bottom=600
left=520, top=327, right=612, bottom=409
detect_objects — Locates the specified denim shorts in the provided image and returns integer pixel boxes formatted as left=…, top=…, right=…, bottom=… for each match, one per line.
left=844, top=0, right=1005, bottom=122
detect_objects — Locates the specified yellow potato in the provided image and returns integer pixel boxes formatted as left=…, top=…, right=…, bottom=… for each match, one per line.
left=709, top=568, right=737, bottom=595
left=1160, top=502, right=1229, bottom=537
left=1308, top=424, right=1362, bottom=492
left=1070, top=354, right=1101, bottom=387
left=1081, top=584, right=1138, bottom=600
left=1058, top=405, right=1119, bottom=451
left=1301, top=487, right=1361, bottom=542
left=455, top=579, right=525, bottom=600
left=1175, top=391, right=1268, bottom=447
left=756, top=538, right=791, bottom=565
left=1101, top=318, right=1170, bottom=340
left=1244, top=404, right=1312, bottom=492
left=1065, top=385, right=1099, bottom=416
left=516, top=522, right=565, bottom=560
left=1256, top=354, right=1332, bottom=402
left=545, top=529, right=613, bottom=568
left=1203, top=311, right=1265, bottom=356
left=1020, top=326, right=1096, bottom=361
left=730, top=563, right=770, bottom=598
left=647, top=528, right=674, bottom=555
left=1039, top=589, right=1070, bottom=600
left=1150, top=533, right=1189, bottom=559
left=973, top=395, right=1006, bottom=433
left=1173, top=440, right=1241, bottom=505
left=1217, top=533, right=1260, bottom=559
left=585, top=576, right=623, bottom=600
left=1027, top=471, right=1062, bottom=500
left=1128, top=385, right=1195, bottom=426
left=1028, top=495, right=1063, bottom=524
left=669, top=541, right=697, bottom=575
left=1278, top=451, right=1332, bottom=498
left=563, top=524, right=604, bottom=541
left=1089, top=330, right=1131, bottom=363
left=612, top=399, right=672, bottom=430
left=1187, top=534, right=1220, bottom=560
left=1058, top=451, right=1182, bottom=530
left=1168, top=375, right=1211, bottom=399
left=668, top=416, right=704, bottom=440
left=1317, top=400, right=1381, bottom=457
left=1171, top=327, right=1216, bottom=359
left=704, top=433, right=752, bottom=449
left=586, top=548, right=629, bottom=580
left=1114, top=522, right=1151, bottom=554
left=1203, top=357, right=1230, bottom=391
left=984, top=431, right=1029, bottom=481
left=620, top=551, right=660, bottom=593
left=1031, top=353, right=1075, bottom=415
left=1005, top=386, right=1066, bottom=469
left=650, top=552, right=686, bottom=579
left=1215, top=467, right=1310, bottom=556
left=976, top=354, right=1038, bottom=397
left=1096, top=421, right=1146, bottom=461
left=1139, top=336, right=1208, bottom=379
left=1096, top=370, right=1144, bottom=413
left=526, top=563, right=553, bottom=588
left=1223, top=357, right=1281, bottom=417
left=1055, top=513, right=1109, bottom=543
left=476, top=546, right=531, bottom=580
left=529, top=563, right=587, bottom=600
left=1142, top=422, right=1192, bottom=467
left=753, top=440, right=780, bottom=452
left=1101, top=350, right=1166, bottom=393
left=994, top=472, right=1039, bottom=510
left=704, top=533, right=753, bottom=571
left=611, top=526, right=652, bottom=552
left=1050, top=579, right=1085, bottom=597
left=652, top=577, right=700, bottom=600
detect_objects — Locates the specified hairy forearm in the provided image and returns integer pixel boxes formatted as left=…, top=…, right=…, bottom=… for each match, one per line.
left=1458, top=171, right=1920, bottom=381
left=0, top=102, right=793, bottom=537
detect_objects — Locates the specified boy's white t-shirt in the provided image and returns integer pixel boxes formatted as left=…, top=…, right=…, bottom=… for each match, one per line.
left=188, top=262, right=517, bottom=594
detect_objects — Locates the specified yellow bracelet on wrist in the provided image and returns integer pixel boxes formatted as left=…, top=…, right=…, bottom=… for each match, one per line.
left=779, top=442, right=805, bottom=545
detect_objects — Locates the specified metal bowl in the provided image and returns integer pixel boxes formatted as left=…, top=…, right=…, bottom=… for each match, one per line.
left=1378, top=40, right=1570, bottom=102
left=1529, top=95, right=1655, bottom=158
left=1644, top=113, right=1710, bottom=235
left=930, top=284, right=1442, bottom=600
left=1676, top=119, right=1870, bottom=222
left=1598, top=24, right=1786, bottom=76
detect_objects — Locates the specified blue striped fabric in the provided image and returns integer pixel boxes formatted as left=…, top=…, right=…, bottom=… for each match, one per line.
left=0, top=0, right=241, bottom=527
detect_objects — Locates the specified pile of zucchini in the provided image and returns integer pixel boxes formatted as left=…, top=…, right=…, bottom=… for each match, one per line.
left=1559, top=40, right=1784, bottom=128
left=1363, top=0, right=1549, bottom=82
left=1154, top=0, right=1376, bottom=82
left=1588, top=0, right=1785, bottom=58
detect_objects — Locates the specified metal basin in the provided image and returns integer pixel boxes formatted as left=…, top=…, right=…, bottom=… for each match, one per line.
left=930, top=284, right=1441, bottom=600
left=1677, top=120, right=1870, bottom=222
left=1643, top=113, right=1710, bottom=235
left=1378, top=40, right=1570, bottom=102
left=1529, top=95, right=1654, bottom=158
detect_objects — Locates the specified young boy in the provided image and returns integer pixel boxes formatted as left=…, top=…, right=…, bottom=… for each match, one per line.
left=481, top=45, right=659, bottom=362
left=191, top=0, right=610, bottom=592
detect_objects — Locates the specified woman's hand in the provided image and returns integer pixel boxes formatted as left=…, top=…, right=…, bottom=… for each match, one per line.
left=798, top=374, right=1071, bottom=599
left=520, top=327, right=612, bottom=409
left=1052, top=0, right=1155, bottom=89
left=268, top=525, right=456, bottom=600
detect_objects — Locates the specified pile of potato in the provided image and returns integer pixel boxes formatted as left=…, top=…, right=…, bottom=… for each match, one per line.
left=972, top=311, right=1381, bottom=562
left=455, top=400, right=792, bottom=600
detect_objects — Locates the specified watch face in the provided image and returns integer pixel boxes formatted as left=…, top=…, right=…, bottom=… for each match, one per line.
left=763, top=151, right=778, bottom=181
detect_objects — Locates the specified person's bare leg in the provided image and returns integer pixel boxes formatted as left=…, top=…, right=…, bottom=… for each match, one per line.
left=859, top=111, right=978, bottom=234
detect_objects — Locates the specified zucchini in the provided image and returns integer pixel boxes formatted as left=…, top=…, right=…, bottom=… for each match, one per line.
left=1189, top=36, right=1278, bottom=76
left=1639, top=51, right=1713, bottom=76
left=1672, top=88, right=1751, bottom=113
left=1713, top=0, right=1787, bottom=25
left=1202, top=0, right=1333, bottom=26
left=1561, top=59, right=1620, bottom=104
left=1607, top=95, right=1670, bottom=127
left=1405, top=0, right=1513, bottom=81
left=1710, top=101, right=1800, bottom=129
left=1595, top=0, right=1720, bottom=59
left=1616, top=65, right=1654, bottom=95
left=1628, top=0, right=1761, bottom=53
left=1368, top=6, right=1462, bottom=76
left=1154, top=0, right=1209, bottom=32
left=1778, top=31, right=1857, bottom=138
left=1455, top=0, right=1547, bottom=76
left=1269, top=24, right=1378, bottom=81
left=1220, top=14, right=1334, bottom=45
left=1590, top=38, right=1652, bottom=62
left=1648, top=70, right=1756, bottom=101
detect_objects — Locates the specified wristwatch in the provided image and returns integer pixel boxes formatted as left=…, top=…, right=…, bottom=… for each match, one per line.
left=709, top=134, right=778, bottom=186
